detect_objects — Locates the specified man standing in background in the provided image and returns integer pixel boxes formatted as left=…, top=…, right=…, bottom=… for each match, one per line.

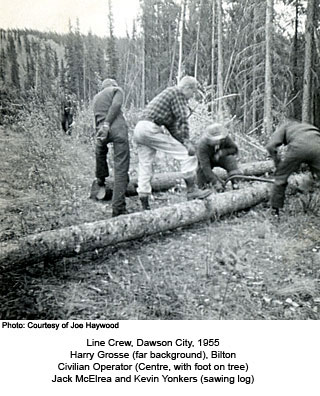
left=61, top=95, right=74, bottom=134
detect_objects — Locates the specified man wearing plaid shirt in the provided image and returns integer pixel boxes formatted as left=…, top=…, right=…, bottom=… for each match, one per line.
left=133, top=76, right=212, bottom=210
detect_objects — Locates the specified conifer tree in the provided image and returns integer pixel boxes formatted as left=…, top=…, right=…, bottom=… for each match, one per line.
left=25, top=56, right=35, bottom=91
left=302, top=0, right=315, bottom=122
left=0, top=48, right=6, bottom=83
left=7, top=35, right=20, bottom=89
left=59, top=59, right=67, bottom=94
left=65, top=19, right=84, bottom=101
left=216, top=0, right=223, bottom=117
left=53, top=50, right=59, bottom=79
left=106, top=0, right=118, bottom=79
left=263, top=0, right=273, bottom=135
left=84, top=31, right=100, bottom=100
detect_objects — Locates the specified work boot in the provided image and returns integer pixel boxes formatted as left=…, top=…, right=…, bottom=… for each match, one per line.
left=96, top=177, right=105, bottom=187
left=112, top=209, right=129, bottom=217
left=187, top=187, right=212, bottom=200
left=140, top=196, right=150, bottom=210
left=185, top=175, right=212, bottom=200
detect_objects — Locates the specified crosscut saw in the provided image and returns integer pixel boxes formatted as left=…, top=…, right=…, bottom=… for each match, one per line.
left=225, top=174, right=275, bottom=185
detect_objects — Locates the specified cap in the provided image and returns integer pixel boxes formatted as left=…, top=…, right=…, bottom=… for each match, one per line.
left=205, top=123, right=228, bottom=140
left=101, top=78, right=118, bottom=89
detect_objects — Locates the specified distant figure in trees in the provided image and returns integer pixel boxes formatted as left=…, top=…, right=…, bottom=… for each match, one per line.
left=196, top=123, right=242, bottom=191
left=133, top=76, right=212, bottom=211
left=266, top=120, right=320, bottom=214
left=92, top=78, right=130, bottom=217
left=61, top=96, right=74, bottom=135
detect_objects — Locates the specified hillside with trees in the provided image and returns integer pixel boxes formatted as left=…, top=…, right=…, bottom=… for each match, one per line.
left=1, top=0, right=320, bottom=130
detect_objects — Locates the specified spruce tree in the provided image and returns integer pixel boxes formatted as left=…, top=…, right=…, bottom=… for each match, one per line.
left=7, top=35, right=20, bottom=89
left=106, top=0, right=118, bottom=80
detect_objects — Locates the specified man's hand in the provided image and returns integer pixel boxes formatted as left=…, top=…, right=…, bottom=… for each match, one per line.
left=273, top=154, right=281, bottom=168
left=187, top=142, right=196, bottom=156
left=213, top=149, right=222, bottom=162
left=215, top=180, right=225, bottom=192
left=207, top=180, right=224, bottom=192
left=97, top=123, right=110, bottom=141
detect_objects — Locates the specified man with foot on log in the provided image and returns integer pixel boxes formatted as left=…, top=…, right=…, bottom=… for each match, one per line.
left=133, top=76, right=211, bottom=211
left=266, top=119, right=320, bottom=215
left=92, top=78, right=130, bottom=217
left=196, top=123, right=242, bottom=192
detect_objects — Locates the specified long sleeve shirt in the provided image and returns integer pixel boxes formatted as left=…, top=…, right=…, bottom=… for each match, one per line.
left=141, top=86, right=190, bottom=146
left=93, top=86, right=125, bottom=128
left=197, top=136, right=238, bottom=182
left=266, top=121, right=320, bottom=160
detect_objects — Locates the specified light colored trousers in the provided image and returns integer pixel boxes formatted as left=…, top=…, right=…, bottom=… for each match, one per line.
left=133, top=120, right=198, bottom=196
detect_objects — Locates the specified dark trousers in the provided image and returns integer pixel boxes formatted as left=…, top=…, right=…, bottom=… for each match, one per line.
left=197, top=155, right=240, bottom=188
left=95, top=123, right=130, bottom=214
left=62, top=112, right=73, bottom=134
left=271, top=144, right=320, bottom=208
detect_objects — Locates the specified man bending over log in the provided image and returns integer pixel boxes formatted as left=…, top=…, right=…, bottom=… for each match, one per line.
left=93, top=79, right=130, bottom=217
left=266, top=119, right=320, bottom=214
left=133, top=76, right=211, bottom=211
left=196, top=123, right=242, bottom=192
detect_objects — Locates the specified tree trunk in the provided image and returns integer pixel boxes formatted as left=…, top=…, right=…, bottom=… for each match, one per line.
left=83, top=41, right=86, bottom=102
left=194, top=0, right=204, bottom=80
left=252, top=4, right=258, bottom=130
left=141, top=31, right=146, bottom=106
left=243, top=70, right=248, bottom=131
left=169, top=8, right=180, bottom=85
left=291, top=0, right=300, bottom=119
left=302, top=0, right=315, bottom=123
left=177, top=0, right=186, bottom=81
left=0, top=173, right=311, bottom=269
left=216, top=0, right=223, bottom=118
left=211, top=0, right=216, bottom=117
left=98, top=160, right=275, bottom=198
left=263, top=0, right=273, bottom=136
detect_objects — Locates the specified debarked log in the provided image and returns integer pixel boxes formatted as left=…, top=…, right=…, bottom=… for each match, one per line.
left=103, top=160, right=275, bottom=196
left=0, top=173, right=311, bottom=269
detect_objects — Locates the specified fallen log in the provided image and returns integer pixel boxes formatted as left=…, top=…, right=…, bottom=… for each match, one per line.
left=0, top=173, right=311, bottom=269
left=93, top=160, right=275, bottom=198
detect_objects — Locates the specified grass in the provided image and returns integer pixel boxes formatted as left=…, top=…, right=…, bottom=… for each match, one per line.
left=1, top=105, right=320, bottom=320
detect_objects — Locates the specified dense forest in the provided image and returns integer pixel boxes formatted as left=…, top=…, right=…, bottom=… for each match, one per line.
left=0, top=0, right=320, bottom=135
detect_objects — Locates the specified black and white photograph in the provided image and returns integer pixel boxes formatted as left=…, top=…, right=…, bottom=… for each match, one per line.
left=0, top=0, right=320, bottom=388
left=0, top=1, right=320, bottom=392
left=1, top=0, right=320, bottom=321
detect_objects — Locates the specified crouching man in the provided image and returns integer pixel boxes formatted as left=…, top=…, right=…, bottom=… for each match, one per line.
left=265, top=119, right=320, bottom=214
left=196, top=123, right=242, bottom=191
